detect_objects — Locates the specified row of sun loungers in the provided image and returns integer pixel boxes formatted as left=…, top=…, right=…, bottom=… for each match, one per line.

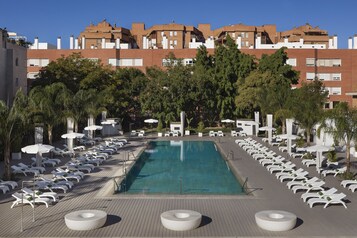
left=9, top=136, right=128, bottom=208
left=236, top=137, right=348, bottom=209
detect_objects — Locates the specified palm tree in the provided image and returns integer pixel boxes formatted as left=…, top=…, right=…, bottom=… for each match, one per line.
left=65, top=89, right=103, bottom=132
left=29, top=83, right=70, bottom=144
left=0, top=90, right=29, bottom=180
left=318, top=102, right=357, bottom=175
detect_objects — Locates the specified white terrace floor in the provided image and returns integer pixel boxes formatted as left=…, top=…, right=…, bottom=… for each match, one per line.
left=0, top=135, right=357, bottom=237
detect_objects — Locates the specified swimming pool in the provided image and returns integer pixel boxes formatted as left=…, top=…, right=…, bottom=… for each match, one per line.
left=117, top=140, right=245, bottom=195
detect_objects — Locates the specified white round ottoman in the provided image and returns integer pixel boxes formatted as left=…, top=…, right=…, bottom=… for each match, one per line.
left=65, top=210, right=107, bottom=231
left=160, top=209, right=202, bottom=231
left=255, top=210, right=297, bottom=231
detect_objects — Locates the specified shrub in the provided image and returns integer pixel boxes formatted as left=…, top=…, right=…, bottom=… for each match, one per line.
left=326, top=151, right=337, bottom=162
left=197, top=121, right=205, bottom=132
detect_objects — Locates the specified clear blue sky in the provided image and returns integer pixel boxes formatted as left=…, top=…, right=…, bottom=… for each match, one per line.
left=2, top=0, right=355, bottom=49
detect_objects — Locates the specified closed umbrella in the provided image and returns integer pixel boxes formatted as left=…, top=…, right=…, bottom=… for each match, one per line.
left=21, top=144, right=54, bottom=167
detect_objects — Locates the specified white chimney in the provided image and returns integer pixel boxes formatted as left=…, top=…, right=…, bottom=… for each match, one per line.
left=74, top=38, right=79, bottom=49
left=34, top=37, right=39, bottom=49
left=81, top=37, right=85, bottom=49
left=101, top=38, right=106, bottom=49
left=116, top=38, right=120, bottom=49
left=299, top=38, right=304, bottom=44
left=333, top=35, right=338, bottom=49
left=70, top=35, right=74, bottom=49
left=354, top=34, right=357, bottom=49
left=57, top=37, right=61, bottom=49
left=348, top=37, right=353, bottom=49
left=328, top=37, right=333, bottom=49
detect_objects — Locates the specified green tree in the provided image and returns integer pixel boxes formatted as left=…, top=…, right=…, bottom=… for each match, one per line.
left=0, top=90, right=29, bottom=180
left=191, top=46, right=216, bottom=123
left=214, top=35, right=241, bottom=120
left=290, top=80, right=328, bottom=145
left=33, top=53, right=106, bottom=93
left=29, top=83, right=70, bottom=144
left=318, top=102, right=357, bottom=175
left=236, top=48, right=298, bottom=122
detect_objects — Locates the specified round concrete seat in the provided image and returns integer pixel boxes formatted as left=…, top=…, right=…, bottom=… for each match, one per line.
left=255, top=210, right=297, bottom=231
left=160, top=209, right=202, bottom=231
left=65, top=209, right=107, bottom=231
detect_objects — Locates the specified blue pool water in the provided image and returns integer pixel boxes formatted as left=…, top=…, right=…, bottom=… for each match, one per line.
left=118, top=140, right=244, bottom=195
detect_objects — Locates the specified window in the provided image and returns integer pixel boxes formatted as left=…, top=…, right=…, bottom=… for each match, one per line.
left=241, top=32, right=245, bottom=37
left=15, top=58, right=19, bottom=66
left=27, top=72, right=39, bottom=79
left=27, top=59, right=49, bottom=67
left=306, top=72, right=315, bottom=80
left=306, top=58, right=315, bottom=66
left=316, top=59, right=341, bottom=67
left=246, top=33, right=249, bottom=38
left=169, top=31, right=173, bottom=37
left=286, top=58, right=297, bottom=66
left=134, top=59, right=143, bottom=66
left=174, top=31, right=177, bottom=36
left=108, top=59, right=119, bottom=66
left=121, top=59, right=133, bottom=66
left=332, top=59, right=341, bottom=67
left=332, top=73, right=341, bottom=81
left=15, top=78, right=19, bottom=87
left=330, top=87, right=341, bottom=95
left=174, top=40, right=177, bottom=46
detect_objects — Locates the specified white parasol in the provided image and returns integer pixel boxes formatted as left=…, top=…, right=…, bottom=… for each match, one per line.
left=305, top=144, right=335, bottom=172
left=61, top=132, right=85, bottom=151
left=221, top=119, right=235, bottom=123
left=61, top=132, right=85, bottom=139
left=144, top=119, right=158, bottom=124
left=21, top=144, right=54, bottom=167
left=84, top=125, right=103, bottom=131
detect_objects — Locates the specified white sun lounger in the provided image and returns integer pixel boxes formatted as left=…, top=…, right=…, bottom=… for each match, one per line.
left=18, top=163, right=45, bottom=174
left=321, top=167, right=347, bottom=177
left=287, top=177, right=319, bottom=189
left=0, top=185, right=10, bottom=194
left=35, top=181, right=68, bottom=193
left=341, top=179, right=357, bottom=188
left=291, top=181, right=325, bottom=194
left=0, top=180, right=18, bottom=189
left=301, top=187, right=338, bottom=202
left=22, top=187, right=59, bottom=202
left=307, top=193, right=347, bottom=209
left=11, top=192, right=51, bottom=208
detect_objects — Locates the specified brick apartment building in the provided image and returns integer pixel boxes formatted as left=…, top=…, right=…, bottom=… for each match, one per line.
left=27, top=20, right=357, bottom=108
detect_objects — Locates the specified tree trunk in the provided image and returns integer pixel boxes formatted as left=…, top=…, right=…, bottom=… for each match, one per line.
left=346, top=142, right=351, bottom=175
left=282, top=120, right=286, bottom=134
left=306, top=128, right=311, bottom=146
left=3, top=139, right=11, bottom=180
left=48, top=125, right=53, bottom=145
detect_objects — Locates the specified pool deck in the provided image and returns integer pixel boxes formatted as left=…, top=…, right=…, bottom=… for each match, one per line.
left=0, top=134, right=357, bottom=237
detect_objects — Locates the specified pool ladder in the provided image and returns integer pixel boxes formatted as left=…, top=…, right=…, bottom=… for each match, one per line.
left=226, top=150, right=234, bottom=160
